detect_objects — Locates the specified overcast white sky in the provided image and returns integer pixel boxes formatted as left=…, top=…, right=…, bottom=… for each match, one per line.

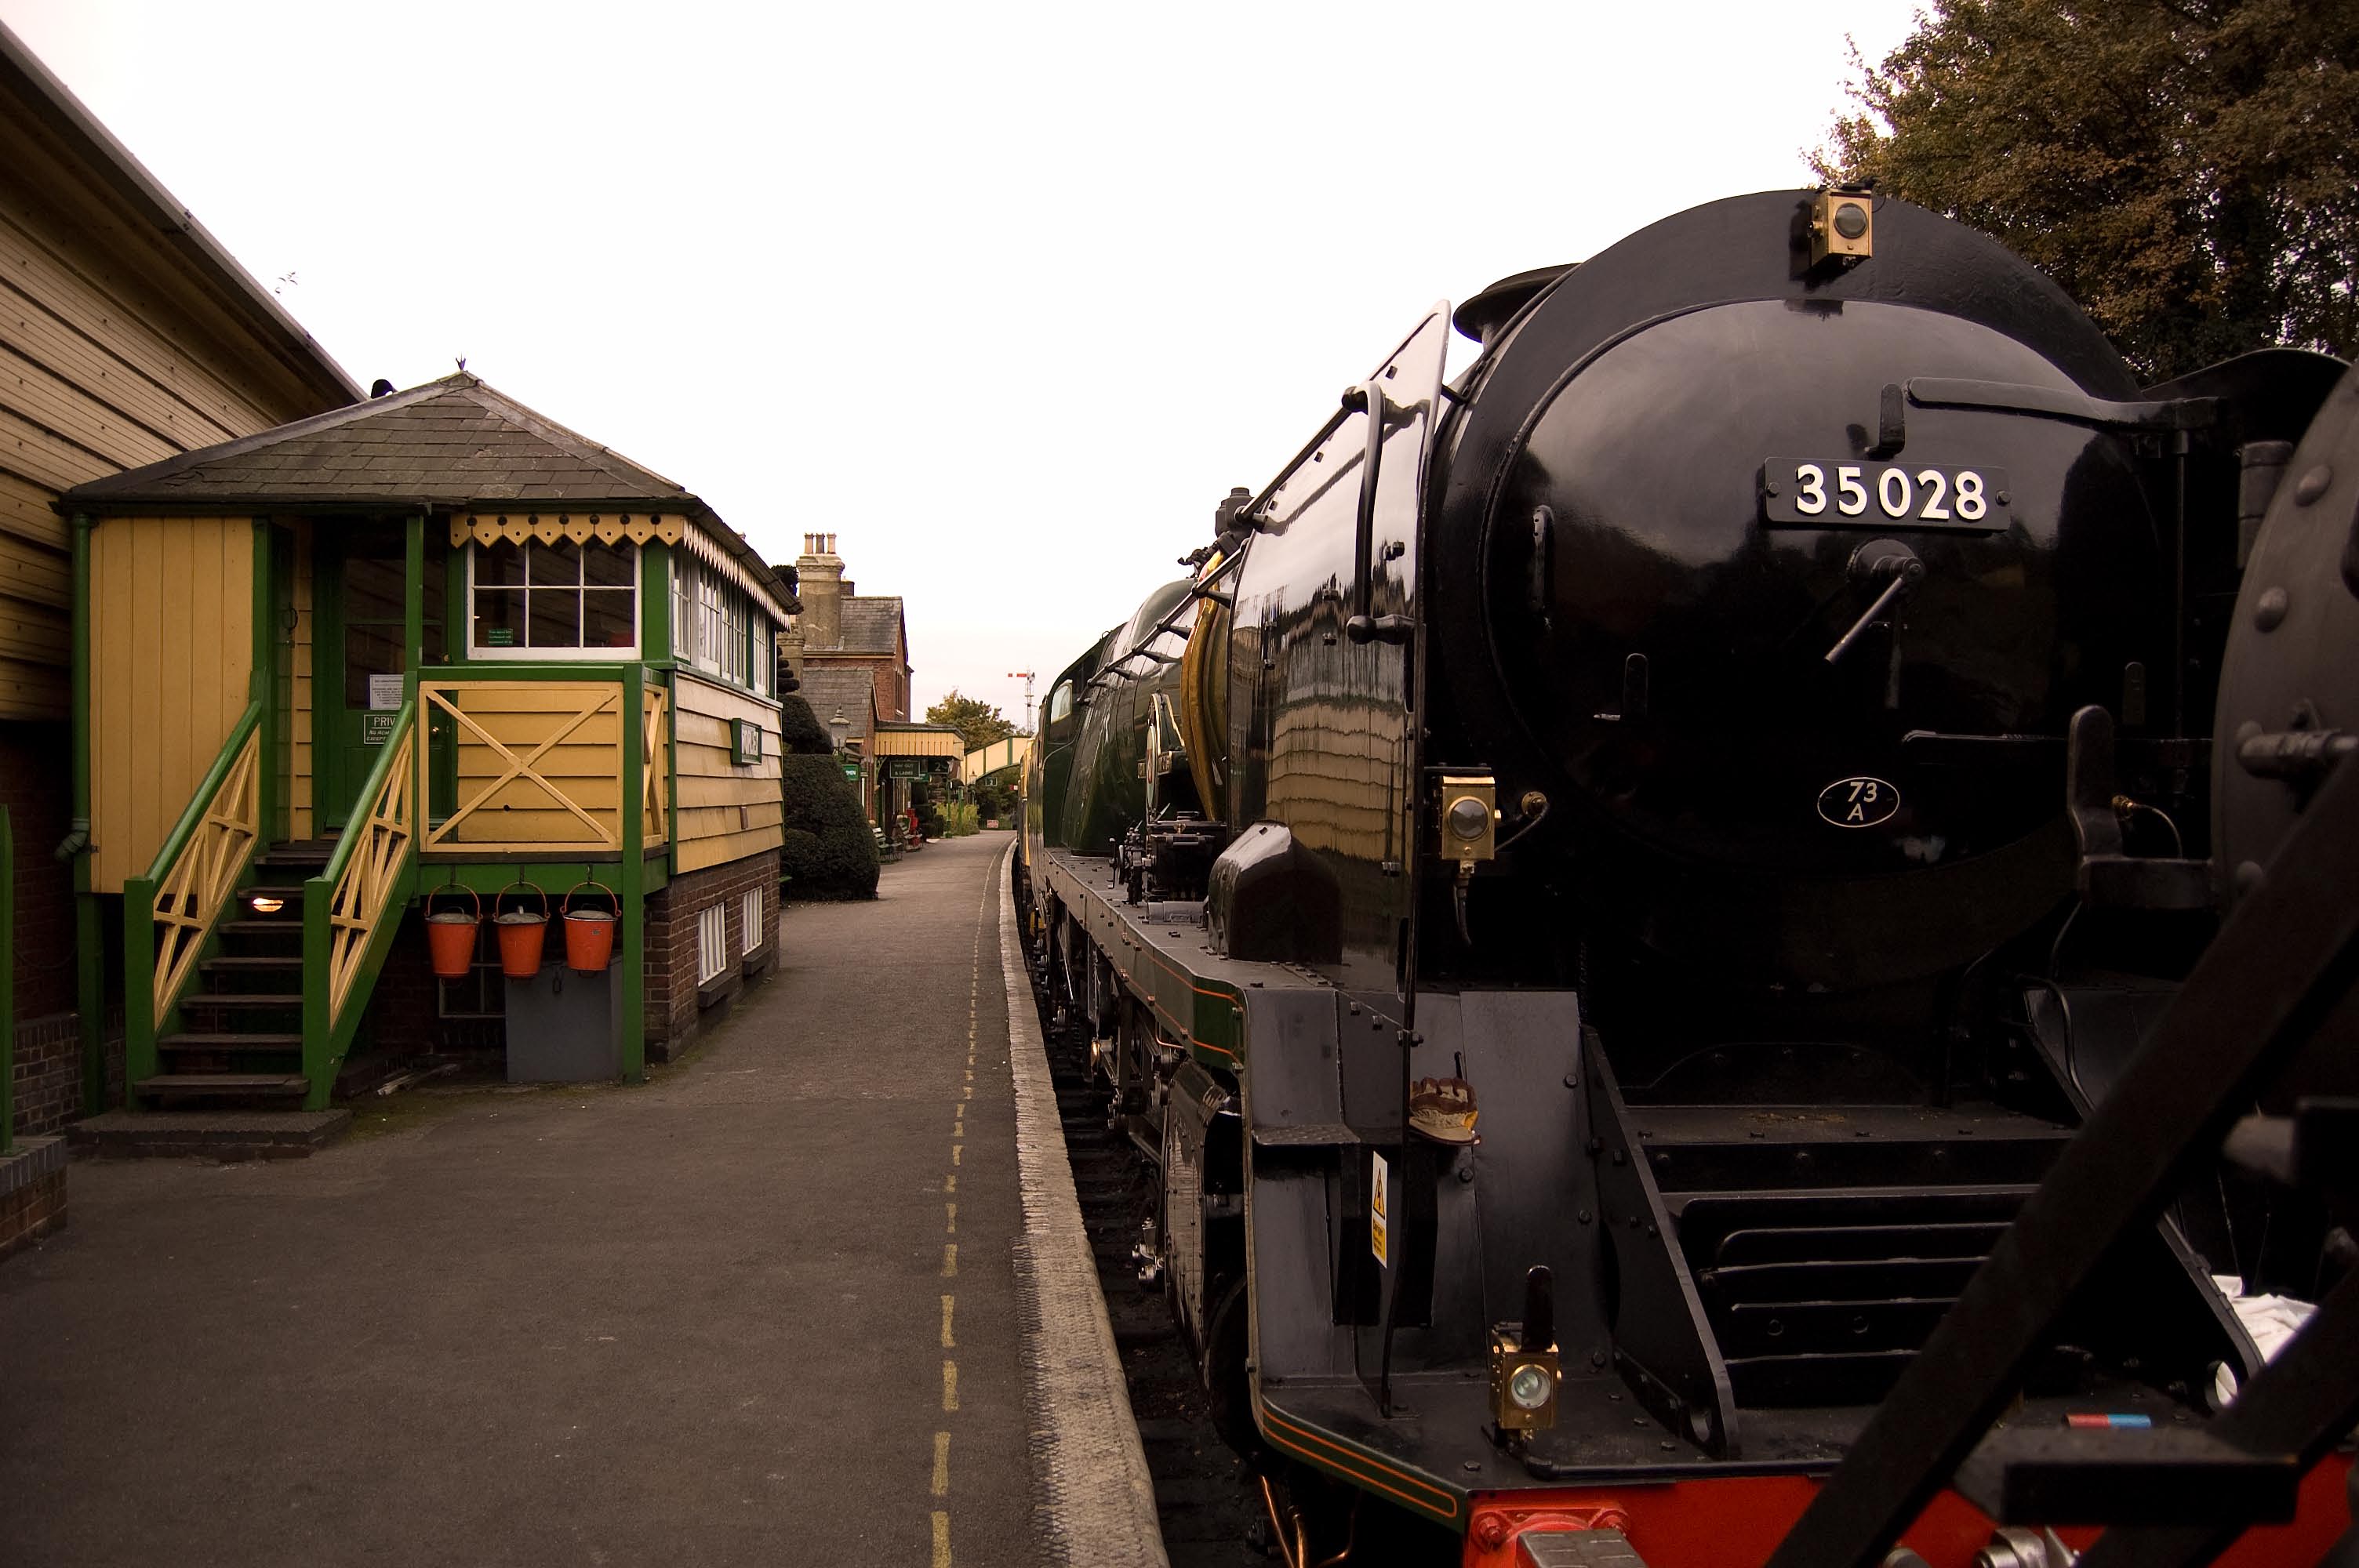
left=4, top=0, right=1926, bottom=727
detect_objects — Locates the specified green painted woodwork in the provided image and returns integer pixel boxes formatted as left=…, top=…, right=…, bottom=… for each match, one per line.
left=119, top=874, right=157, bottom=1106
left=415, top=660, right=640, bottom=681
left=69, top=516, right=90, bottom=892
left=412, top=858, right=669, bottom=896
left=442, top=537, right=466, bottom=648
left=663, top=667, right=679, bottom=879
left=405, top=515, right=425, bottom=706
left=620, top=662, right=645, bottom=1083
left=297, top=884, right=329, bottom=1108
left=2, top=806, right=14, bottom=1154
left=640, top=543, right=671, bottom=666
left=300, top=699, right=419, bottom=1112
left=71, top=515, right=103, bottom=1113
left=75, top=894, right=102, bottom=1115
left=314, top=532, right=406, bottom=832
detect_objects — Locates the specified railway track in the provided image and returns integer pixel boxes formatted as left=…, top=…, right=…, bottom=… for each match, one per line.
left=1034, top=986, right=1265, bottom=1567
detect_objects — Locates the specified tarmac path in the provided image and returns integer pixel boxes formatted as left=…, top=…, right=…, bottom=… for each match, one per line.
left=0, top=833, right=1039, bottom=1567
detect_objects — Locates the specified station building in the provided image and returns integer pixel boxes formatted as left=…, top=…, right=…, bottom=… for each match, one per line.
left=780, top=534, right=958, bottom=830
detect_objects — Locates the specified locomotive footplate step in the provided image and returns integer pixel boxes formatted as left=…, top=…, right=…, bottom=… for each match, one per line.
left=1518, top=1528, right=1651, bottom=1567
left=1954, top=1424, right=2302, bottom=1526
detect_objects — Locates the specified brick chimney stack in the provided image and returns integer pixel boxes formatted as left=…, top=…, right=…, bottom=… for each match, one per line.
left=796, top=532, right=844, bottom=650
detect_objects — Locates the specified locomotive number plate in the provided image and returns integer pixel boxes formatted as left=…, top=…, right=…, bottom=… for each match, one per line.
left=1761, top=459, right=2008, bottom=529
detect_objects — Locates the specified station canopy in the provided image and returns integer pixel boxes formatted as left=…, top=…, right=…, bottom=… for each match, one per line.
left=872, top=723, right=962, bottom=758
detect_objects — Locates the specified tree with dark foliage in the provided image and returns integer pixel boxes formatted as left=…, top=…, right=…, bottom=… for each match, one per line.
left=1816, top=0, right=2359, bottom=381
left=778, top=695, right=880, bottom=899
left=925, top=690, right=1019, bottom=753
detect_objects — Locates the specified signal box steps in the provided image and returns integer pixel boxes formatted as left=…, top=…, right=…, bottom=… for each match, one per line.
left=71, top=1108, right=351, bottom=1160
left=157, top=1033, right=304, bottom=1054
left=252, top=840, right=336, bottom=872
left=135, top=1073, right=310, bottom=1099
left=129, top=839, right=331, bottom=1112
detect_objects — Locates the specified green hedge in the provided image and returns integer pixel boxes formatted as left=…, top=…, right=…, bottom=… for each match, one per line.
left=778, top=697, right=879, bottom=899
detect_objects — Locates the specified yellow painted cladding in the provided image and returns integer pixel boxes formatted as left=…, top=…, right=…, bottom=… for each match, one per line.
left=672, top=670, right=782, bottom=874
left=87, top=516, right=256, bottom=892
left=419, top=680, right=670, bottom=855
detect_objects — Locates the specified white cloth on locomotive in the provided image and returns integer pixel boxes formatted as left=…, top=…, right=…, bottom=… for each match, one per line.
left=2210, top=1274, right=2318, bottom=1409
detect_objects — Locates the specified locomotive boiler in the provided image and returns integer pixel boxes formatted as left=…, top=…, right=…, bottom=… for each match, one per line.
left=1017, top=190, right=2358, bottom=1567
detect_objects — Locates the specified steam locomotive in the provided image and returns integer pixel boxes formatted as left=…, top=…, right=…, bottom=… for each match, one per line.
left=1017, top=190, right=2358, bottom=1567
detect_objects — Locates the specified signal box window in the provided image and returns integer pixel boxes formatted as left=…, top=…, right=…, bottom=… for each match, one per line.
left=470, top=540, right=639, bottom=656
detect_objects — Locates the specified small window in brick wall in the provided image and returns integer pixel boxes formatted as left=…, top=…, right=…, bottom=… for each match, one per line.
left=697, top=903, right=729, bottom=985
left=742, top=888, right=763, bottom=956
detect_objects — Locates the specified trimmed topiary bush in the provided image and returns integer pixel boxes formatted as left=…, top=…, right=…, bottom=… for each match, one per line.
left=778, top=696, right=879, bottom=899
left=779, top=695, right=834, bottom=755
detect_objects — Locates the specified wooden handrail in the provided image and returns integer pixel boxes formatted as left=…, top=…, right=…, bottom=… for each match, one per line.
left=302, top=702, right=418, bottom=1109
left=144, top=709, right=266, bottom=1024
left=142, top=700, right=263, bottom=885
left=318, top=700, right=415, bottom=893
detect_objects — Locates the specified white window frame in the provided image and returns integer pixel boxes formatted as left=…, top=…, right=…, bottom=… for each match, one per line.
left=696, top=903, right=729, bottom=984
left=464, top=540, right=642, bottom=661
left=671, top=553, right=772, bottom=695
left=740, top=887, right=763, bottom=956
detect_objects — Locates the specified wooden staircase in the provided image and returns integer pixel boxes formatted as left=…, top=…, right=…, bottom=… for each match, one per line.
left=136, top=840, right=333, bottom=1105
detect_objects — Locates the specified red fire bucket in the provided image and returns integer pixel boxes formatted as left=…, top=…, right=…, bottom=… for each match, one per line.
left=423, top=884, right=482, bottom=979
left=562, top=880, right=618, bottom=973
left=494, top=880, right=550, bottom=979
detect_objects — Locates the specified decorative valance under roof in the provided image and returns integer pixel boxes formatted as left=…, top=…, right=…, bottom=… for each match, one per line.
left=449, top=510, right=794, bottom=626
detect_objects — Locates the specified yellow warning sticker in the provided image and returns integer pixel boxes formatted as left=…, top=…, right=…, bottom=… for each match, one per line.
left=1370, top=1151, right=1389, bottom=1268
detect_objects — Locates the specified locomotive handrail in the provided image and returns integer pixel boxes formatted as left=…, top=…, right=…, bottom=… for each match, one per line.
left=1906, top=376, right=2219, bottom=432
left=1084, top=575, right=1235, bottom=691
left=1344, top=379, right=1390, bottom=643
left=1235, top=391, right=1362, bottom=534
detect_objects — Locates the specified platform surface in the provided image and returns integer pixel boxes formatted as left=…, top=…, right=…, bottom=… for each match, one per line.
left=0, top=834, right=1052, bottom=1567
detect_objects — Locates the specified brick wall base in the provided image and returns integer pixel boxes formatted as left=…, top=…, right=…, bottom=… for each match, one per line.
left=0, top=723, right=79, bottom=1022
left=11, top=1008, right=125, bottom=1140
left=0, top=1136, right=67, bottom=1264
left=645, top=851, right=779, bottom=1062
left=296, top=851, right=785, bottom=1080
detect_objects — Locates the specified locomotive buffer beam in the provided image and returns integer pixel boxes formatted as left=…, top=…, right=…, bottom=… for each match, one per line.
left=1952, top=1424, right=2300, bottom=1530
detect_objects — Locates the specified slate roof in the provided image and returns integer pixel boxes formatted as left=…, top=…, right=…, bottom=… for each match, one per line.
left=794, top=665, right=880, bottom=735
left=68, top=374, right=690, bottom=510
left=833, top=597, right=907, bottom=659
left=64, top=373, right=793, bottom=604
